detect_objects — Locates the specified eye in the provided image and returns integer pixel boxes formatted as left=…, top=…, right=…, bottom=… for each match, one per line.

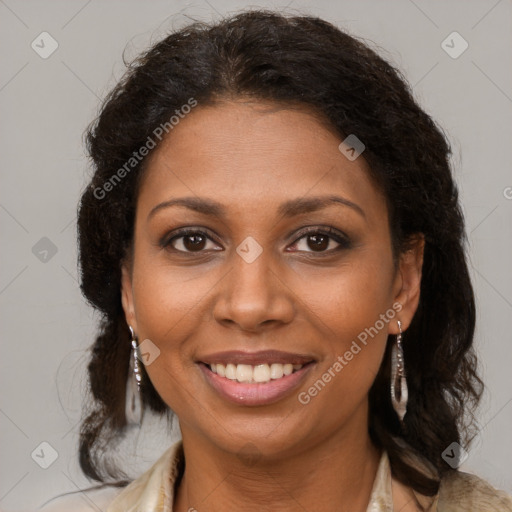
left=289, top=226, right=351, bottom=254
left=163, top=228, right=221, bottom=253
left=162, top=226, right=351, bottom=255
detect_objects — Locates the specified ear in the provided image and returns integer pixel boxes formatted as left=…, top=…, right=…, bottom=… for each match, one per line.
left=121, top=261, right=138, bottom=333
left=389, top=234, right=425, bottom=335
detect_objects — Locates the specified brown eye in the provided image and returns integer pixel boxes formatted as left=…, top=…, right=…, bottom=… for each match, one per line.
left=308, top=234, right=330, bottom=251
left=180, top=233, right=207, bottom=252
left=290, top=227, right=351, bottom=254
left=164, top=229, right=220, bottom=253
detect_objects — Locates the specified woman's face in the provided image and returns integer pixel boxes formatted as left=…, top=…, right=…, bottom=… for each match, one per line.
left=121, top=100, right=423, bottom=458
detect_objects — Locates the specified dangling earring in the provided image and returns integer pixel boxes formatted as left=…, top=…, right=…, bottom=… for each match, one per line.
left=390, top=320, right=408, bottom=423
left=125, top=325, right=143, bottom=427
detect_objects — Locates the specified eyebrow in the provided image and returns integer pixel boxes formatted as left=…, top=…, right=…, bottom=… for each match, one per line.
left=148, top=195, right=366, bottom=221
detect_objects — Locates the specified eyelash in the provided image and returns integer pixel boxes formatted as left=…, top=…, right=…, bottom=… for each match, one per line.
left=161, top=226, right=351, bottom=256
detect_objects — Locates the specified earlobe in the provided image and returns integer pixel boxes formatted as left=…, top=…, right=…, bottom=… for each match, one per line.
left=121, top=263, right=137, bottom=332
left=391, top=234, right=425, bottom=334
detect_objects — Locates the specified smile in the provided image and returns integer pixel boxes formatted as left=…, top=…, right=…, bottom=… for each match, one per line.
left=197, top=350, right=316, bottom=406
left=209, top=362, right=304, bottom=384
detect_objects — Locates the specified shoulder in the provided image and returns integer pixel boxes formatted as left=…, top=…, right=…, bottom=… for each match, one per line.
left=37, top=442, right=182, bottom=512
left=438, top=470, right=512, bottom=511
left=37, top=485, right=123, bottom=511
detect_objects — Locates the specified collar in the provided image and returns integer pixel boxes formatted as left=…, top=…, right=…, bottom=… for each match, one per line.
left=107, top=441, right=433, bottom=511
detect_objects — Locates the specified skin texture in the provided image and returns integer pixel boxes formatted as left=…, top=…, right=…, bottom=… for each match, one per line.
left=121, top=100, right=424, bottom=512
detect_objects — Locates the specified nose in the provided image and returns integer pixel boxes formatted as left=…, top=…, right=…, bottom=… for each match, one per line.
left=212, top=248, right=295, bottom=333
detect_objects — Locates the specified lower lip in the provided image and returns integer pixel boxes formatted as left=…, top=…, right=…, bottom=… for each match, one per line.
left=199, top=363, right=314, bottom=406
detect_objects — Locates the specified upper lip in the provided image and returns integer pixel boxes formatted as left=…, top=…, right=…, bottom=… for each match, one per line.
left=198, top=350, right=315, bottom=366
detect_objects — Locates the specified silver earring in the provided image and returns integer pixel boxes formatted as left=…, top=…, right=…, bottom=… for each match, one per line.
left=125, top=325, right=143, bottom=427
left=390, top=320, right=408, bottom=423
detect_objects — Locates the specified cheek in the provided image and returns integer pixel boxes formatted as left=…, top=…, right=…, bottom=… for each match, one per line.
left=128, top=257, right=205, bottom=383
left=293, top=252, right=395, bottom=403
left=296, top=250, right=395, bottom=344
left=131, top=251, right=217, bottom=341
left=131, top=265, right=203, bottom=411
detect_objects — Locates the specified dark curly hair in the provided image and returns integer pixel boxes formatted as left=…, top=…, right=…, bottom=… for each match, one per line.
left=77, top=9, right=483, bottom=499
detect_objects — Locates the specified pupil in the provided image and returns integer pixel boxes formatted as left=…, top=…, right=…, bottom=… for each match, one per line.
left=185, top=234, right=205, bottom=251
left=309, top=234, right=328, bottom=251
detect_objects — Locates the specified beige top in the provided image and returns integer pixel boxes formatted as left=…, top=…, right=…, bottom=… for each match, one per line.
left=39, top=441, right=512, bottom=511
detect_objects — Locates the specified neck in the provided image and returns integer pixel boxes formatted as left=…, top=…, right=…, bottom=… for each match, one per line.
left=174, top=414, right=381, bottom=512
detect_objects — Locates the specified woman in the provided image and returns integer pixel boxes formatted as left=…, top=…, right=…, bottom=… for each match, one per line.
left=39, top=10, right=512, bottom=512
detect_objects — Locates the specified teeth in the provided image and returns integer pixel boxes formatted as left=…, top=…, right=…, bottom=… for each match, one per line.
left=236, top=364, right=252, bottom=383
left=253, top=364, right=270, bottom=383
left=209, top=362, right=305, bottom=384
left=283, top=363, right=293, bottom=376
left=216, top=363, right=226, bottom=378
left=225, top=363, right=236, bottom=380
left=270, top=363, right=283, bottom=379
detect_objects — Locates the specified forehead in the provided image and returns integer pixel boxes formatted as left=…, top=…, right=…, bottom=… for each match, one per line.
left=137, top=101, right=387, bottom=224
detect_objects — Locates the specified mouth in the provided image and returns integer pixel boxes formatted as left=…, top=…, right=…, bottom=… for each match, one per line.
left=206, top=362, right=306, bottom=383
left=197, top=350, right=316, bottom=406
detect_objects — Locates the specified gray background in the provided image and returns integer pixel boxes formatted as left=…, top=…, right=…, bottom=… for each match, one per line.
left=1, top=0, right=511, bottom=510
